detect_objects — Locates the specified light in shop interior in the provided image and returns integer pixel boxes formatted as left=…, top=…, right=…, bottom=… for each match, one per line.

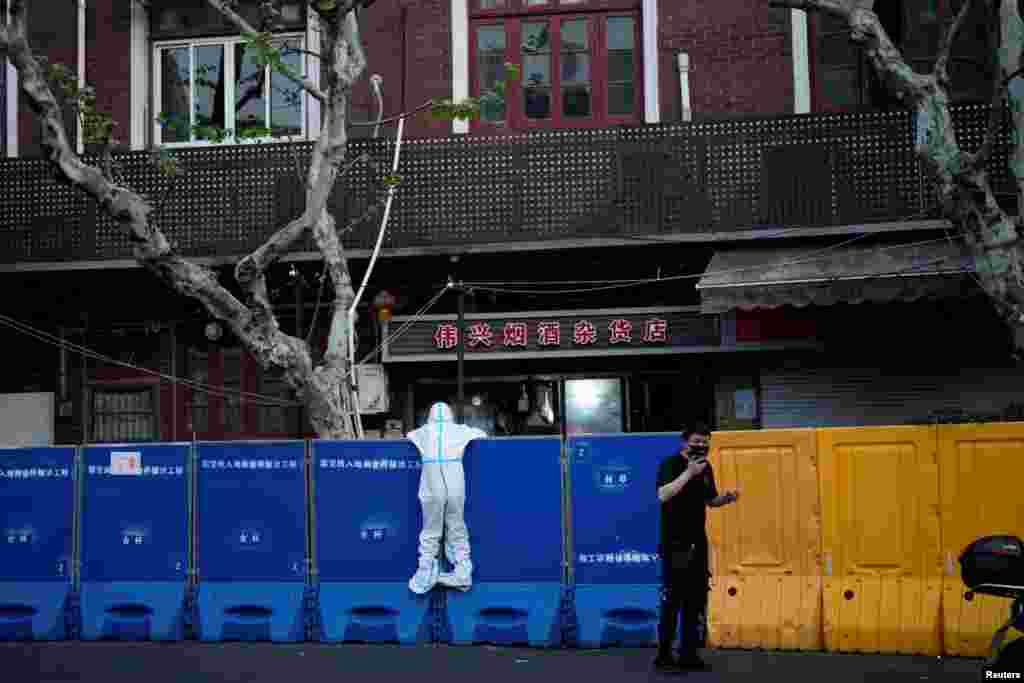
left=570, top=380, right=602, bottom=410
left=471, top=395, right=482, bottom=407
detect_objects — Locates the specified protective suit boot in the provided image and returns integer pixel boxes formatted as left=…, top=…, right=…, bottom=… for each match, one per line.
left=408, top=559, right=440, bottom=595
left=437, top=561, right=472, bottom=591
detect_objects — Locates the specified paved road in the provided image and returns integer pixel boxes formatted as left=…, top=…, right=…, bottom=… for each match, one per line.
left=1, top=643, right=992, bottom=683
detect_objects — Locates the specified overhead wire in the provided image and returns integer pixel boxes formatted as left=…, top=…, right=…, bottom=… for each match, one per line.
left=0, top=231, right=973, bottom=405
left=461, top=234, right=967, bottom=296
left=0, top=313, right=299, bottom=407
left=357, top=285, right=449, bottom=365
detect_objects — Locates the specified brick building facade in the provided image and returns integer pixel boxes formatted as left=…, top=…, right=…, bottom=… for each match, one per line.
left=1, top=1, right=1018, bottom=446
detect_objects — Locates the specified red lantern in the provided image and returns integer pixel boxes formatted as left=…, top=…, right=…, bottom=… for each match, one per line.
left=371, top=290, right=397, bottom=322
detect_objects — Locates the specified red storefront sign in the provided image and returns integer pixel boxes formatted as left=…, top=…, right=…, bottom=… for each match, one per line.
left=432, top=318, right=670, bottom=350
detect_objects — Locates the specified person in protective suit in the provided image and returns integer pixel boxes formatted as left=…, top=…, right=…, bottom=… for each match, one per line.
left=405, top=401, right=487, bottom=594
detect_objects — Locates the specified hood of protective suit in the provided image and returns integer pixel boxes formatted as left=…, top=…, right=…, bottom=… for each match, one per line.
left=406, top=402, right=486, bottom=464
left=427, top=402, right=455, bottom=424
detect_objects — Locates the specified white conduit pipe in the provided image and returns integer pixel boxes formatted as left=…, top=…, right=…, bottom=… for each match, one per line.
left=348, top=114, right=405, bottom=439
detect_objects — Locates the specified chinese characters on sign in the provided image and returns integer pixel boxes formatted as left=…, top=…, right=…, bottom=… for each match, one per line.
left=320, top=458, right=419, bottom=470
left=433, top=318, right=669, bottom=350
left=578, top=550, right=659, bottom=564
left=201, top=459, right=299, bottom=470
left=0, top=468, right=71, bottom=479
left=91, top=465, right=184, bottom=476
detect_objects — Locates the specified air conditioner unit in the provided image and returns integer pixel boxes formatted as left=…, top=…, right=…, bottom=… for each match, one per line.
left=356, top=364, right=389, bottom=414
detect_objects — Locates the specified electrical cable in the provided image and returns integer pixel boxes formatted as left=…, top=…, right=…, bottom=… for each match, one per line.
left=0, top=313, right=299, bottom=407
left=461, top=235, right=968, bottom=296
left=357, top=285, right=449, bottom=365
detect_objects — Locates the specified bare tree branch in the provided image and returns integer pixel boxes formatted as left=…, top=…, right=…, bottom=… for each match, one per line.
left=0, top=2, right=255, bottom=336
left=774, top=0, right=1024, bottom=338
left=319, top=9, right=366, bottom=377
left=349, top=98, right=434, bottom=127
left=370, top=74, right=383, bottom=138
left=935, top=0, right=976, bottom=87
left=206, top=0, right=328, bottom=103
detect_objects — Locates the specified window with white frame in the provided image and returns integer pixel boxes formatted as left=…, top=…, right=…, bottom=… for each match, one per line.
left=153, top=33, right=307, bottom=146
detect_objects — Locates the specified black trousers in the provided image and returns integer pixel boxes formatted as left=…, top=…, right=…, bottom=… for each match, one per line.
left=657, top=544, right=710, bottom=658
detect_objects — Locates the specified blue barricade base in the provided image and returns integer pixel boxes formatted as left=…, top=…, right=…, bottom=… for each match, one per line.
left=444, top=582, right=562, bottom=648
left=0, top=581, right=71, bottom=641
left=196, top=582, right=306, bottom=643
left=317, top=582, right=433, bottom=645
left=80, top=582, right=187, bottom=641
left=572, top=584, right=660, bottom=648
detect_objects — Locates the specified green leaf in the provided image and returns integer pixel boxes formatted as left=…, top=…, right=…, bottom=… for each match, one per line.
left=238, top=127, right=273, bottom=139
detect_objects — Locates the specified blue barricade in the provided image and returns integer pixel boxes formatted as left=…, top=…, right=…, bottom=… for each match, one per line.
left=569, top=434, right=676, bottom=648
left=311, top=440, right=433, bottom=644
left=195, top=441, right=307, bottom=642
left=0, top=447, right=76, bottom=641
left=444, top=437, right=564, bottom=647
left=79, top=444, right=190, bottom=641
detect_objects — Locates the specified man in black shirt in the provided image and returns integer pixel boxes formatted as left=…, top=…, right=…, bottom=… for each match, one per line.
left=653, top=424, right=739, bottom=673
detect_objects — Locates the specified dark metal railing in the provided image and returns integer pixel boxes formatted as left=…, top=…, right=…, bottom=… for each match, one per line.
left=0, top=103, right=1012, bottom=264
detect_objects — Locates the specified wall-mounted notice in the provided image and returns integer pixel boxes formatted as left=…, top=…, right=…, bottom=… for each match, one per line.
left=110, top=451, right=143, bottom=476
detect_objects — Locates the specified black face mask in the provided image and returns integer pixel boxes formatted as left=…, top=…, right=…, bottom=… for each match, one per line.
left=688, top=444, right=708, bottom=460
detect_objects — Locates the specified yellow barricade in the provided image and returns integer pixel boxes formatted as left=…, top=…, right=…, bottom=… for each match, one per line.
left=938, top=423, right=1024, bottom=657
left=817, top=426, right=943, bottom=655
left=706, top=429, right=823, bottom=651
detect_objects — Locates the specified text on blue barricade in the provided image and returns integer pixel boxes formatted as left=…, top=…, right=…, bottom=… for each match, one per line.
left=578, top=551, right=660, bottom=564
left=201, top=459, right=299, bottom=470
left=0, top=468, right=71, bottom=479
left=320, top=459, right=420, bottom=470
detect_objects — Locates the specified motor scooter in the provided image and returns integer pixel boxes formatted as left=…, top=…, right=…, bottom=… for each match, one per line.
left=959, top=535, right=1024, bottom=676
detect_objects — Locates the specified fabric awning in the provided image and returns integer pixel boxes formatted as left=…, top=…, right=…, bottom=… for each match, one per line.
left=696, top=240, right=975, bottom=313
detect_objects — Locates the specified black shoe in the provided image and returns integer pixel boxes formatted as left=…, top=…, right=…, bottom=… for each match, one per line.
left=675, top=653, right=709, bottom=670
left=652, top=655, right=682, bottom=675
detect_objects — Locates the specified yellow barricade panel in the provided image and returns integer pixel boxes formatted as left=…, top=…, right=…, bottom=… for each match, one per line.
left=817, top=426, right=942, bottom=656
left=938, top=423, right=1024, bottom=657
left=706, top=429, right=822, bottom=651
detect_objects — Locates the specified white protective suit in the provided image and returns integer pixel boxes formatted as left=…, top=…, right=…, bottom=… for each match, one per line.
left=406, top=402, right=487, bottom=594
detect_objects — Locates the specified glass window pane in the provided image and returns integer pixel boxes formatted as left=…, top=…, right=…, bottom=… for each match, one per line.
left=565, top=379, right=623, bottom=435
left=526, top=0, right=548, bottom=5
left=522, top=21, right=551, bottom=120
left=194, top=45, right=225, bottom=140
left=477, top=26, right=507, bottom=123
left=236, top=43, right=267, bottom=134
left=560, top=19, right=588, bottom=51
left=479, top=0, right=505, bottom=7
left=563, top=86, right=590, bottom=116
left=477, top=25, right=506, bottom=52
left=608, top=52, right=634, bottom=84
left=607, top=16, right=634, bottom=50
left=270, top=39, right=303, bottom=138
left=561, top=53, right=589, bottom=84
left=609, top=82, right=634, bottom=116
left=160, top=47, right=191, bottom=143
left=561, top=19, right=590, bottom=118
left=522, top=22, right=550, bottom=53
left=523, top=54, right=551, bottom=86
left=524, top=87, right=551, bottom=119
